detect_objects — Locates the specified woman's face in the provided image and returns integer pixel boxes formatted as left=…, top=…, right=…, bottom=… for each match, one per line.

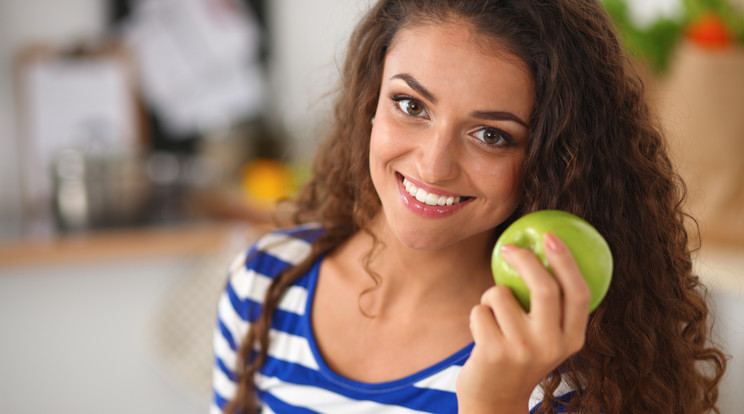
left=369, top=20, right=534, bottom=251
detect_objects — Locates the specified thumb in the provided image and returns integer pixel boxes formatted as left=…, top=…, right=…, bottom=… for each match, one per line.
left=469, top=304, right=503, bottom=346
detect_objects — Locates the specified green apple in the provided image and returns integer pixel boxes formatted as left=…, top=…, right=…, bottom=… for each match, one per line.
left=491, top=210, right=612, bottom=313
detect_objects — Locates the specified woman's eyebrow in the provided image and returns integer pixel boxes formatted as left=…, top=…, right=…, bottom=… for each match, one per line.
left=469, top=110, right=529, bottom=128
left=390, top=73, right=528, bottom=127
left=390, top=74, right=438, bottom=104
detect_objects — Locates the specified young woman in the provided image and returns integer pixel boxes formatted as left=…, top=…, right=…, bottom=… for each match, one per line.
left=211, top=1, right=728, bottom=413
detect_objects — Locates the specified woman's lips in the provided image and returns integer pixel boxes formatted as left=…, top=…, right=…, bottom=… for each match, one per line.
left=396, top=173, right=473, bottom=218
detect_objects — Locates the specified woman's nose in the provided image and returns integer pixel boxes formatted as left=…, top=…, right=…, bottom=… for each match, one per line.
left=415, top=126, right=459, bottom=183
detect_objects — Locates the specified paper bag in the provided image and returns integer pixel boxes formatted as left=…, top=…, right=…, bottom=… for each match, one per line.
left=654, top=40, right=744, bottom=247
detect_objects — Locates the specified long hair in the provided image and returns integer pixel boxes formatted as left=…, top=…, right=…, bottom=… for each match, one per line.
left=226, top=1, right=728, bottom=412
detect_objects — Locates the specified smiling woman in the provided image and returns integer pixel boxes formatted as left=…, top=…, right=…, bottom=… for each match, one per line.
left=369, top=21, right=530, bottom=250
left=211, top=1, right=728, bottom=413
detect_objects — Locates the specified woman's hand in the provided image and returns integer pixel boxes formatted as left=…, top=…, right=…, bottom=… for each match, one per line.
left=456, top=232, right=591, bottom=414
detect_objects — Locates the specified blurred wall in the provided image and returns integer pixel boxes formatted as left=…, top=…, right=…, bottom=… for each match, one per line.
left=266, top=0, right=369, bottom=159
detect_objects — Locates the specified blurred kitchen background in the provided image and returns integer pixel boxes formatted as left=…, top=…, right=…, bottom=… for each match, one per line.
left=0, top=0, right=742, bottom=413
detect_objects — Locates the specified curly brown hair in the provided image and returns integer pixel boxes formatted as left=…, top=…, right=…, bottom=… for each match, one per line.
left=226, top=0, right=728, bottom=412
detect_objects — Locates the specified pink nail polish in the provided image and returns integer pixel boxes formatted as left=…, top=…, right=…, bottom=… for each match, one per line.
left=501, top=244, right=517, bottom=256
left=545, top=232, right=564, bottom=252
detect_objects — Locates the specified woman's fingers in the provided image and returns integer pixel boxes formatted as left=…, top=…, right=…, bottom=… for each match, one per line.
left=499, top=235, right=590, bottom=354
left=542, top=232, right=591, bottom=345
left=500, top=244, right=561, bottom=330
left=469, top=303, right=504, bottom=347
left=480, top=285, right=528, bottom=343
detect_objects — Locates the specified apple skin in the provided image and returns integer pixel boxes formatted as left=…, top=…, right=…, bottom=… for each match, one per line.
left=491, top=210, right=613, bottom=313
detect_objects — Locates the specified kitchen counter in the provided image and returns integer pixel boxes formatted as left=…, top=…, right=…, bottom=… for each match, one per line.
left=0, top=220, right=270, bottom=268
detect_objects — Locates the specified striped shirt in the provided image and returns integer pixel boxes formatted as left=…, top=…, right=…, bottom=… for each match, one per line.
left=211, top=224, right=574, bottom=413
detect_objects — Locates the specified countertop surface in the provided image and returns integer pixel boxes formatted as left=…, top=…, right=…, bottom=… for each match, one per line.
left=694, top=242, right=744, bottom=297
left=0, top=220, right=270, bottom=268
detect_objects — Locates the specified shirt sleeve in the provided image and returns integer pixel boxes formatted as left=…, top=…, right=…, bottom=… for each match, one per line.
left=210, top=250, right=254, bottom=413
left=208, top=224, right=330, bottom=413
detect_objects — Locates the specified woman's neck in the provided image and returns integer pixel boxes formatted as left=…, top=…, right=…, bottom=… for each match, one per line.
left=330, top=215, right=496, bottom=318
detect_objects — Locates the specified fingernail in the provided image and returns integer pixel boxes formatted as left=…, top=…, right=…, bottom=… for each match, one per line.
left=501, top=244, right=517, bottom=256
left=544, top=232, right=564, bottom=253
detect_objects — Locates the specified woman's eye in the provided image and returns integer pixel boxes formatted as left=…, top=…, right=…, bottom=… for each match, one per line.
left=395, top=98, right=427, bottom=117
left=472, top=127, right=513, bottom=146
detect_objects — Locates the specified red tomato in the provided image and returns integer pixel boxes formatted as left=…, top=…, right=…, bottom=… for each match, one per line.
left=686, top=13, right=734, bottom=49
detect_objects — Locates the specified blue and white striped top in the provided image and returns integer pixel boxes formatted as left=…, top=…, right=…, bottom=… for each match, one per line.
left=211, top=224, right=574, bottom=413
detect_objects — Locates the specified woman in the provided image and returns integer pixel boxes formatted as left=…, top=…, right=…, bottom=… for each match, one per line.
left=211, top=0, right=727, bottom=412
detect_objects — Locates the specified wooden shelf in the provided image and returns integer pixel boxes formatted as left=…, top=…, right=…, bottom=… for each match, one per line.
left=0, top=222, right=260, bottom=268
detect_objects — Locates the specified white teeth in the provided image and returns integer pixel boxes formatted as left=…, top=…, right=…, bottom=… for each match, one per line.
left=402, top=178, right=465, bottom=206
left=415, top=188, right=427, bottom=203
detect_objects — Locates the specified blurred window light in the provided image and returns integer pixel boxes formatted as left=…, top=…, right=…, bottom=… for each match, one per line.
left=623, top=0, right=685, bottom=28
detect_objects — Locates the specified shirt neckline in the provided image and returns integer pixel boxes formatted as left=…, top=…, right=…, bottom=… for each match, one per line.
left=301, top=255, right=474, bottom=393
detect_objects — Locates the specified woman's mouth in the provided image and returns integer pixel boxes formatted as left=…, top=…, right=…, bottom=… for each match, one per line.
left=402, top=177, right=467, bottom=206
left=397, top=174, right=473, bottom=218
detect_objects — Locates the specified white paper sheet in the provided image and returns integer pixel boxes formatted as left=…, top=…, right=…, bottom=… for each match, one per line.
left=123, top=0, right=264, bottom=136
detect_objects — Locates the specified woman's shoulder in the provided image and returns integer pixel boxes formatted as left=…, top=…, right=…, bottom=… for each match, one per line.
left=254, top=223, right=325, bottom=256
left=250, top=222, right=325, bottom=265
left=219, top=223, right=325, bottom=321
left=228, top=223, right=325, bottom=282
